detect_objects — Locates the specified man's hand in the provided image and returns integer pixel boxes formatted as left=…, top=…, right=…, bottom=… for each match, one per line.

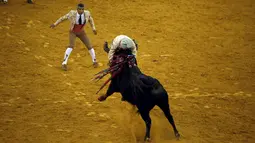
left=103, top=41, right=110, bottom=53
left=98, top=94, right=107, bottom=101
left=50, top=24, right=56, bottom=29
left=93, top=30, right=97, bottom=35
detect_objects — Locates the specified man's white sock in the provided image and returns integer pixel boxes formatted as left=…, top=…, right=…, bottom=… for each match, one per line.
left=89, top=48, right=96, bottom=62
left=62, top=47, right=73, bottom=65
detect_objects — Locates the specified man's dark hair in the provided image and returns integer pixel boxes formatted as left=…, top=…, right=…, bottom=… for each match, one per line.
left=77, top=3, right=84, bottom=8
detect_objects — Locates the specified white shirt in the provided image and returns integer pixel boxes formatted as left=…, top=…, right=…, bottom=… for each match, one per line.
left=108, top=35, right=137, bottom=60
left=75, top=13, right=85, bottom=25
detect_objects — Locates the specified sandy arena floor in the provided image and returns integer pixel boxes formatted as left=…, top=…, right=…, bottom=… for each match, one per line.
left=0, top=0, right=255, bottom=142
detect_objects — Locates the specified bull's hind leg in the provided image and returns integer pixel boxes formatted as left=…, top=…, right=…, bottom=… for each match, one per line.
left=157, top=101, right=180, bottom=139
left=140, top=111, right=152, bottom=142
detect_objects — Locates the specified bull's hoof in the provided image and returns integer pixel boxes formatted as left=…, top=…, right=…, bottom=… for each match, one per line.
left=27, top=0, right=34, bottom=4
left=144, top=137, right=151, bottom=142
left=175, top=132, right=180, bottom=140
left=98, top=95, right=107, bottom=101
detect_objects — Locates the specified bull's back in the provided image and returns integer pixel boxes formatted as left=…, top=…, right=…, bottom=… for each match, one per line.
left=119, top=66, right=168, bottom=104
left=138, top=74, right=168, bottom=99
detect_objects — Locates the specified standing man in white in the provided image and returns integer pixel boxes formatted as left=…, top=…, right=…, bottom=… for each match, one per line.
left=2, top=0, right=8, bottom=4
left=50, top=3, right=98, bottom=71
left=2, top=0, right=34, bottom=4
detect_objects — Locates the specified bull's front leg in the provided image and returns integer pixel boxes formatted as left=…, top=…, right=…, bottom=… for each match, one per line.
left=98, top=81, right=117, bottom=101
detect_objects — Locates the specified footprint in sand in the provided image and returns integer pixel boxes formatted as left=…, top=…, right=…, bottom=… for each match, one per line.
left=188, top=92, right=200, bottom=97
left=141, top=54, right=151, bottom=57
left=6, top=33, right=12, bottom=37
left=160, top=54, right=173, bottom=57
left=3, top=26, right=10, bottom=30
left=92, top=101, right=102, bottom=104
left=223, top=93, right=231, bottom=96
left=3, top=119, right=14, bottom=123
left=108, top=96, right=117, bottom=99
left=43, top=42, right=49, bottom=48
left=204, top=105, right=210, bottom=109
left=66, top=82, right=72, bottom=86
left=40, top=34, right=45, bottom=38
left=85, top=102, right=92, bottom=107
left=233, top=91, right=244, bottom=96
left=0, top=103, right=12, bottom=106
left=194, top=88, right=199, bottom=91
left=34, top=55, right=46, bottom=60
left=74, top=96, right=86, bottom=101
left=9, top=14, right=15, bottom=18
left=174, top=93, right=183, bottom=97
left=89, top=133, right=99, bottom=137
left=74, top=91, right=86, bottom=96
left=34, top=55, right=39, bottom=59
left=17, top=40, right=26, bottom=45
left=8, top=97, right=20, bottom=103
left=98, top=113, right=110, bottom=119
left=69, top=58, right=74, bottom=63
left=62, top=73, right=67, bottom=77
left=47, top=64, right=53, bottom=67
left=30, top=123, right=48, bottom=128
left=77, top=66, right=83, bottom=70
left=53, top=101, right=66, bottom=104
left=87, top=112, right=96, bottom=116
left=97, top=62, right=103, bottom=67
left=56, top=129, right=71, bottom=133
left=74, top=92, right=80, bottom=96
left=190, top=88, right=199, bottom=92
left=27, top=20, right=35, bottom=28
left=7, top=18, right=12, bottom=25
left=110, top=124, right=118, bottom=128
left=24, top=47, right=30, bottom=51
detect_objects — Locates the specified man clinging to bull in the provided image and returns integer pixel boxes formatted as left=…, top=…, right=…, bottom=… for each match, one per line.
left=103, top=35, right=138, bottom=63
left=93, top=35, right=138, bottom=100
left=93, top=35, right=180, bottom=141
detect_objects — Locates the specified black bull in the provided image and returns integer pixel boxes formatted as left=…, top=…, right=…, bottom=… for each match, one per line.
left=96, top=49, right=180, bottom=141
